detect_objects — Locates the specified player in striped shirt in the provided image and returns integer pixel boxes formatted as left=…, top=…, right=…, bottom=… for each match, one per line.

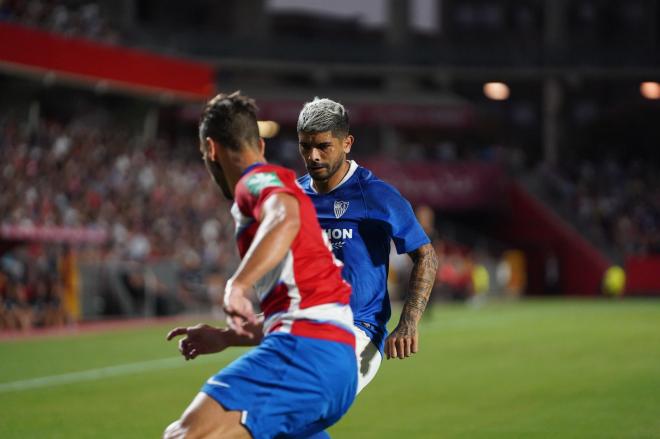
left=165, top=92, right=356, bottom=439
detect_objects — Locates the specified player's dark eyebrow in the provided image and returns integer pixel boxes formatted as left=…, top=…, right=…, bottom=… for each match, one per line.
left=299, top=141, right=332, bottom=149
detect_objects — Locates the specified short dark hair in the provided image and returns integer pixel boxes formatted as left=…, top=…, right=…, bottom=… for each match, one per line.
left=199, top=91, right=260, bottom=150
left=297, top=97, right=349, bottom=138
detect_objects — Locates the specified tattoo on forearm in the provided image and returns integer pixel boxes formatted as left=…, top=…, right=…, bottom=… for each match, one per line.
left=400, top=244, right=438, bottom=325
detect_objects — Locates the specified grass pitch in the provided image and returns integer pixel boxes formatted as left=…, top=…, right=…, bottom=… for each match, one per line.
left=1, top=299, right=659, bottom=438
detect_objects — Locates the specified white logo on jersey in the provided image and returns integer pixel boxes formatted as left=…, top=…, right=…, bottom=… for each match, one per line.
left=320, top=229, right=344, bottom=267
left=325, top=228, right=353, bottom=240
left=206, top=378, right=231, bottom=388
left=331, top=241, right=346, bottom=250
left=334, top=200, right=349, bottom=219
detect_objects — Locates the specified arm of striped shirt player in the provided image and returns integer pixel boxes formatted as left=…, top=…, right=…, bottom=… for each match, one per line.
left=224, top=192, right=301, bottom=334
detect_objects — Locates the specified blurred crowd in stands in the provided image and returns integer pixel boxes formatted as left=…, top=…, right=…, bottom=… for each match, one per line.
left=388, top=205, right=526, bottom=308
left=391, top=141, right=527, bottom=173
left=0, top=0, right=120, bottom=43
left=0, top=244, right=72, bottom=331
left=2, top=108, right=658, bottom=331
left=536, top=159, right=660, bottom=256
left=0, top=114, right=238, bottom=330
left=0, top=111, right=524, bottom=331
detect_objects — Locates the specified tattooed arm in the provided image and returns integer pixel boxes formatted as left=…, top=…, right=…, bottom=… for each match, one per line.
left=385, top=242, right=438, bottom=360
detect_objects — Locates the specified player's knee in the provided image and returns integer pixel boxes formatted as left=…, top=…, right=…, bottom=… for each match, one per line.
left=164, top=413, right=246, bottom=439
left=163, top=419, right=186, bottom=439
left=163, top=415, right=206, bottom=439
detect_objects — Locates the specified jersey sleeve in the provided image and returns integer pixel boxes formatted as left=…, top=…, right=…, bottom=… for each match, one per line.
left=235, top=169, right=299, bottom=220
left=365, top=180, right=430, bottom=254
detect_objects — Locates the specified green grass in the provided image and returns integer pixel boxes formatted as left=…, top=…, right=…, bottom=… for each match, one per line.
left=1, top=299, right=660, bottom=438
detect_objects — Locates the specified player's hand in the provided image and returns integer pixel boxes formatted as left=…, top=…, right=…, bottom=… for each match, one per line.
left=385, top=322, right=418, bottom=360
left=166, top=324, right=230, bottom=360
left=223, top=280, right=258, bottom=338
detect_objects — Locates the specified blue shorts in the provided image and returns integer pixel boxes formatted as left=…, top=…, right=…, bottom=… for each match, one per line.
left=202, top=333, right=357, bottom=439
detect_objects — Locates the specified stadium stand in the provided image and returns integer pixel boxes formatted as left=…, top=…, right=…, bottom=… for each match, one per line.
left=534, top=160, right=660, bottom=257
left=0, top=111, right=239, bottom=328
left=0, top=0, right=120, bottom=43
left=2, top=0, right=660, bottom=331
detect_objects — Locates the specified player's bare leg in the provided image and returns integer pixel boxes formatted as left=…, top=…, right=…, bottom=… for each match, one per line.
left=164, top=393, right=251, bottom=439
left=354, top=326, right=382, bottom=394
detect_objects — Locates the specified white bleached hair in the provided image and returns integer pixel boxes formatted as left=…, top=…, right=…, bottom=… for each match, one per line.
left=297, top=97, right=349, bottom=136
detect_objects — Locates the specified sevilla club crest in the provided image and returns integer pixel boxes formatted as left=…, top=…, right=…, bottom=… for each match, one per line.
left=334, top=200, right=349, bottom=219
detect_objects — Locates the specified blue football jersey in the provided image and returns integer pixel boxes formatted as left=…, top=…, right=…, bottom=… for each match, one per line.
left=298, top=161, right=430, bottom=353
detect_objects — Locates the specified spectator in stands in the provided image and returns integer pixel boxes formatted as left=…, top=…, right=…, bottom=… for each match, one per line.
left=2, top=278, right=33, bottom=330
left=1, top=114, right=241, bottom=328
left=537, top=158, right=660, bottom=257
left=0, top=0, right=120, bottom=43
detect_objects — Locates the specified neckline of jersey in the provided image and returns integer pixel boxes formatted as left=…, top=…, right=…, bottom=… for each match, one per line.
left=309, top=160, right=359, bottom=195
left=241, top=162, right=266, bottom=177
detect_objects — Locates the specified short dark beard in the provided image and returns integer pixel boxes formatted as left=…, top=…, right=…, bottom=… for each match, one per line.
left=311, top=155, right=346, bottom=184
left=204, top=159, right=233, bottom=200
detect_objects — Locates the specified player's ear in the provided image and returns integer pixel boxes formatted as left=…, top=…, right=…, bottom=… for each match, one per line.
left=205, top=137, right=219, bottom=161
left=343, top=135, right=354, bottom=154
left=258, top=137, right=266, bottom=156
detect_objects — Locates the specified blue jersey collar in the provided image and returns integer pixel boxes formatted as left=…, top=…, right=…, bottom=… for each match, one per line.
left=309, top=160, right=359, bottom=194
left=241, top=162, right=266, bottom=177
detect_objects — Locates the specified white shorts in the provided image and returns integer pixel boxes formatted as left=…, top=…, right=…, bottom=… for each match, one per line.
left=353, top=325, right=383, bottom=395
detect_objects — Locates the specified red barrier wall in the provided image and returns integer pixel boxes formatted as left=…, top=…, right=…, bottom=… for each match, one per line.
left=0, top=23, right=215, bottom=100
left=625, top=256, right=660, bottom=294
left=492, top=184, right=611, bottom=295
left=360, top=162, right=611, bottom=294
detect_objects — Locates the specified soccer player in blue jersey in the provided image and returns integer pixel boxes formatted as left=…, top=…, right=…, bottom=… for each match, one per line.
left=296, top=98, right=439, bottom=393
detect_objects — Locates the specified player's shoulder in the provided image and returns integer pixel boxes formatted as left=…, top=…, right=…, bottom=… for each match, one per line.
left=246, top=162, right=294, bottom=178
left=297, top=173, right=313, bottom=194
left=238, top=163, right=297, bottom=197
left=355, top=164, right=406, bottom=201
left=245, top=163, right=297, bottom=181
